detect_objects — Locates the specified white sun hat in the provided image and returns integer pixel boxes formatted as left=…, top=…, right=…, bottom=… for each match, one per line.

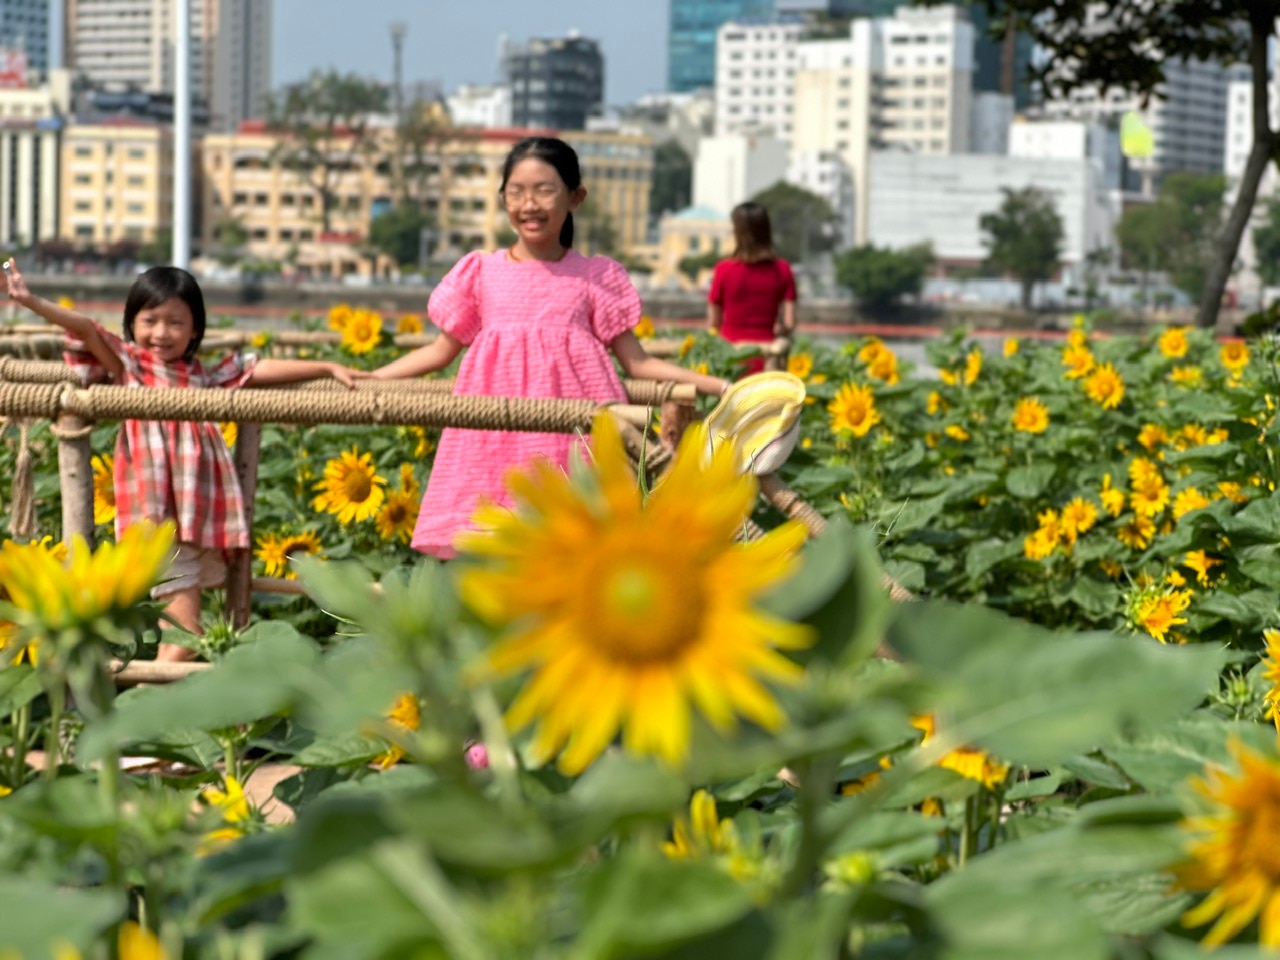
left=702, top=371, right=807, bottom=476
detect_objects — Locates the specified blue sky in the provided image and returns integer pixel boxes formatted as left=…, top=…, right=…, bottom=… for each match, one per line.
left=272, top=0, right=669, bottom=106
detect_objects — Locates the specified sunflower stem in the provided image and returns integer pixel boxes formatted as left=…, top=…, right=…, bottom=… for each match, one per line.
left=781, top=754, right=838, bottom=897
left=989, top=786, right=1004, bottom=849
left=959, top=793, right=977, bottom=866
left=11, top=704, right=28, bottom=788
left=471, top=680, right=522, bottom=815
left=43, top=681, right=64, bottom=781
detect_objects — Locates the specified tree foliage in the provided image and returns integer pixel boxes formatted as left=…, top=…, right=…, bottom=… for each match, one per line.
left=1116, top=174, right=1225, bottom=302
left=650, top=140, right=692, bottom=216
left=928, top=0, right=1280, bottom=327
left=1252, top=195, right=1280, bottom=290
left=979, top=187, right=1064, bottom=311
left=834, top=243, right=934, bottom=309
left=748, top=181, right=839, bottom=263
left=368, top=203, right=429, bottom=266
left=264, top=70, right=387, bottom=234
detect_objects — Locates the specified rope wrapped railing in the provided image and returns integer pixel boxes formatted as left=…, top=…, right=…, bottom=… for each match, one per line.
left=0, top=358, right=698, bottom=406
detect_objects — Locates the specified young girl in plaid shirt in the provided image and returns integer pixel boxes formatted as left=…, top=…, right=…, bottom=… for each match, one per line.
left=1, top=260, right=366, bottom=661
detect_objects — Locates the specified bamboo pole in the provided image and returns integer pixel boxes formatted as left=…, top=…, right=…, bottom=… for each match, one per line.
left=54, top=411, right=95, bottom=548
left=226, top=424, right=262, bottom=628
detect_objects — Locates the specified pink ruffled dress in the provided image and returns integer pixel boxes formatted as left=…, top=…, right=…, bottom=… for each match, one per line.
left=412, top=249, right=638, bottom=557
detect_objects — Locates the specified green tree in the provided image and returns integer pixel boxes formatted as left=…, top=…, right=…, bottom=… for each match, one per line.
left=1115, top=174, right=1225, bottom=303
left=650, top=140, right=692, bottom=216
left=834, top=243, right=934, bottom=310
left=1116, top=201, right=1179, bottom=306
left=979, top=186, right=1064, bottom=311
left=748, top=181, right=839, bottom=263
left=1252, top=195, right=1280, bottom=289
left=679, top=249, right=722, bottom=280
left=924, top=0, right=1279, bottom=327
left=264, top=70, right=386, bottom=234
left=368, top=203, right=429, bottom=266
left=210, top=216, right=249, bottom=266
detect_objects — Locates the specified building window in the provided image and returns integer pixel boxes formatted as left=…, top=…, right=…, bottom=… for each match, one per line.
left=126, top=203, right=144, bottom=213
left=234, top=192, right=248, bottom=205
left=74, top=174, right=91, bottom=184
left=75, top=225, right=93, bottom=238
left=74, top=146, right=92, bottom=157
left=127, top=175, right=145, bottom=186
left=74, top=201, right=91, bottom=211
left=127, top=148, right=146, bottom=160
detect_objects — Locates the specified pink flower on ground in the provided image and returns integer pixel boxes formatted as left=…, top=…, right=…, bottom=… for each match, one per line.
left=465, top=741, right=489, bottom=770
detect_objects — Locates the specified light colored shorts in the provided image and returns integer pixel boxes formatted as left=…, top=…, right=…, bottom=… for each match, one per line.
left=152, top=541, right=227, bottom=599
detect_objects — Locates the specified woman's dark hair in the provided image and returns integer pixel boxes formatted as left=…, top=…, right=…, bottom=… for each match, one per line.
left=123, top=266, right=207, bottom=361
left=731, top=202, right=776, bottom=264
left=500, top=136, right=583, bottom=248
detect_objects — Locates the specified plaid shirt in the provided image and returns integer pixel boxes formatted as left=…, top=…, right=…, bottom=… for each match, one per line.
left=64, top=323, right=258, bottom=550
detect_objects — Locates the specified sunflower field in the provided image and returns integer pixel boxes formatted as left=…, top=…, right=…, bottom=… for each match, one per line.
left=2, top=307, right=1280, bottom=957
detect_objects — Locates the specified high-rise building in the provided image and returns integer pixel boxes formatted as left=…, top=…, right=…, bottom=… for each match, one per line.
left=669, top=0, right=772, bottom=93
left=0, top=0, right=49, bottom=77
left=503, top=33, right=603, bottom=131
left=63, top=0, right=271, bottom=131
left=714, top=16, right=807, bottom=137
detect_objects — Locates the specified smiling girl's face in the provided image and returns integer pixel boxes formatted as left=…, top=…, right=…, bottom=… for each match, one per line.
left=501, top=157, right=585, bottom=250
left=131, top=297, right=196, bottom=362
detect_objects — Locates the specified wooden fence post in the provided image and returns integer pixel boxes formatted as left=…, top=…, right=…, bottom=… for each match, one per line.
left=55, top=412, right=95, bottom=548
left=225, top=423, right=262, bottom=629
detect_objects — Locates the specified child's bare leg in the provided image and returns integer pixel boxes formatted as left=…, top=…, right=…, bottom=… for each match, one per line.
left=158, top=586, right=201, bottom=662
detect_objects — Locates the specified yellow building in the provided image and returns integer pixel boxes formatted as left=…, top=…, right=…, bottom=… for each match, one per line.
left=640, top=205, right=734, bottom=291
left=198, top=123, right=654, bottom=278
left=60, top=120, right=173, bottom=245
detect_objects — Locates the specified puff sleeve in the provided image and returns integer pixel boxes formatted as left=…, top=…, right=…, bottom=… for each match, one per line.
left=590, top=257, right=642, bottom=344
left=427, top=251, right=484, bottom=346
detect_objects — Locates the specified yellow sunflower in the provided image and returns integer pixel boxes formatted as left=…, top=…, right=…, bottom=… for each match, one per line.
left=341, top=309, right=383, bottom=355
left=944, top=424, right=970, bottom=442
left=867, top=349, right=900, bottom=385
left=312, top=448, right=387, bottom=524
left=1024, top=508, right=1061, bottom=561
left=220, top=422, right=238, bottom=449
left=373, top=692, right=421, bottom=769
left=787, top=352, right=814, bottom=379
left=1084, top=363, right=1125, bottom=409
left=911, top=714, right=1010, bottom=790
left=1220, top=341, right=1250, bottom=374
left=1011, top=397, right=1049, bottom=434
left=407, top=426, right=435, bottom=459
left=828, top=383, right=880, bottom=438
left=633, top=316, right=656, bottom=338
left=198, top=774, right=251, bottom=856
left=254, top=530, right=323, bottom=580
left=56, top=296, right=76, bottom=310
left=375, top=489, right=419, bottom=544
left=1171, top=365, right=1204, bottom=388
left=1062, top=344, right=1095, bottom=380
left=1263, top=629, right=1280, bottom=729
left=1183, top=550, right=1223, bottom=586
left=1173, top=487, right=1212, bottom=521
left=1003, top=337, right=1019, bottom=357
left=0, top=521, right=173, bottom=631
left=396, top=314, right=424, bottom=335
left=857, top=338, right=887, bottom=365
left=1060, top=497, right=1098, bottom=544
left=456, top=414, right=811, bottom=774
left=1100, top=474, right=1127, bottom=517
left=927, top=391, right=946, bottom=416
left=398, top=462, right=420, bottom=499
left=92, top=454, right=116, bottom=526
left=1129, top=456, right=1163, bottom=488
left=1118, top=516, right=1155, bottom=550
left=662, top=789, right=740, bottom=861
left=1132, top=588, right=1191, bottom=642
left=1130, top=479, right=1171, bottom=518
left=1175, top=739, right=1280, bottom=946
left=327, top=303, right=354, bottom=332
left=962, top=348, right=982, bottom=386
left=1217, top=481, right=1248, bottom=504
left=1159, top=326, right=1190, bottom=359
left=1137, top=424, right=1169, bottom=451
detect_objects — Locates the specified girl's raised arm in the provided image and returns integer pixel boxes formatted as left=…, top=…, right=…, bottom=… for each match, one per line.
left=610, top=331, right=728, bottom=396
left=1, top=259, right=123, bottom=380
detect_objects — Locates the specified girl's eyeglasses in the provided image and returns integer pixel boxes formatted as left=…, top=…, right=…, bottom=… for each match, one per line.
left=501, top=185, right=563, bottom=207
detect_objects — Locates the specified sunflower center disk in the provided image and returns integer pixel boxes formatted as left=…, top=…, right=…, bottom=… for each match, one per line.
left=343, top=469, right=373, bottom=502
left=1241, top=803, right=1280, bottom=879
left=593, top=560, right=702, bottom=663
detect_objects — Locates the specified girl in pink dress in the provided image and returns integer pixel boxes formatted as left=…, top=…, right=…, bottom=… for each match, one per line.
left=373, top=137, right=727, bottom=558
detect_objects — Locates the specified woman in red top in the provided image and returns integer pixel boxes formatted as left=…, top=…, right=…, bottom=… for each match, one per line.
left=707, top=202, right=797, bottom=374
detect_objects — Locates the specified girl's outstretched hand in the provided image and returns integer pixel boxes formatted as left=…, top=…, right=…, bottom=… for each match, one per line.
left=329, top=364, right=372, bottom=389
left=1, top=258, right=31, bottom=304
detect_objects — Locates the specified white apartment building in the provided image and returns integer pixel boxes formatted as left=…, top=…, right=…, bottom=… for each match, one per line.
left=866, top=152, right=1117, bottom=280
left=692, top=132, right=789, bottom=219
left=789, top=5, right=975, bottom=244
left=0, top=73, right=69, bottom=247
left=64, top=0, right=271, bottom=131
left=446, top=85, right=513, bottom=129
left=1222, top=77, right=1280, bottom=307
left=714, top=18, right=806, bottom=137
